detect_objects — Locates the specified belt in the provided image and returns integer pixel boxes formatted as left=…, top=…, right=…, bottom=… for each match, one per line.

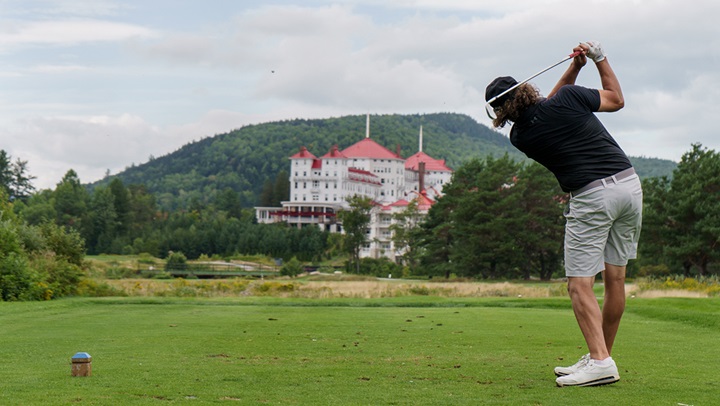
left=570, top=167, right=636, bottom=197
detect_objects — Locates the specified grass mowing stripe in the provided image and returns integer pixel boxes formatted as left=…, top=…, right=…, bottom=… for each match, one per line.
left=77, top=295, right=575, bottom=310
left=626, top=297, right=720, bottom=330
left=0, top=298, right=717, bottom=405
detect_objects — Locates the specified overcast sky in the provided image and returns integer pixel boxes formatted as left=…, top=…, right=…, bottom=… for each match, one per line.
left=1, top=0, right=718, bottom=189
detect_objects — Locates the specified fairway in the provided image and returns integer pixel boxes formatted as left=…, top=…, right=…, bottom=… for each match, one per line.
left=0, top=297, right=718, bottom=405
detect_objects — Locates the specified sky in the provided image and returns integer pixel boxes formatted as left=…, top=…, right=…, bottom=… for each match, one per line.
left=1, top=0, right=718, bottom=190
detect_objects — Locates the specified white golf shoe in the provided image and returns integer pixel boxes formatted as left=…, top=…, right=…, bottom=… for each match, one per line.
left=554, top=353, right=590, bottom=377
left=556, top=358, right=620, bottom=387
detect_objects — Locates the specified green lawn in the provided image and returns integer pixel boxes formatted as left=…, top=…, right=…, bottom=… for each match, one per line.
left=0, top=297, right=717, bottom=405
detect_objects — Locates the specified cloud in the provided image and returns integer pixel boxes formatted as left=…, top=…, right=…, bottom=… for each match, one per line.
left=29, top=64, right=89, bottom=73
left=2, top=114, right=163, bottom=188
left=3, top=0, right=720, bottom=192
left=0, top=19, right=157, bottom=50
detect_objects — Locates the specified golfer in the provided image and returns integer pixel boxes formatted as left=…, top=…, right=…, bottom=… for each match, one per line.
left=485, top=41, right=642, bottom=387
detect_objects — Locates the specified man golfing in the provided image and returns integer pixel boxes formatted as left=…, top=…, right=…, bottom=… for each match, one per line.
left=485, top=41, right=643, bottom=387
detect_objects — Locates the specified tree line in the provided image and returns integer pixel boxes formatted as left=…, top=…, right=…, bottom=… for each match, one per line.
left=12, top=169, right=328, bottom=262
left=339, top=145, right=719, bottom=279
left=1, top=142, right=717, bottom=301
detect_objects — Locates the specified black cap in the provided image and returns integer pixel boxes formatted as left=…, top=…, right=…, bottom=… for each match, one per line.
left=485, top=76, right=518, bottom=108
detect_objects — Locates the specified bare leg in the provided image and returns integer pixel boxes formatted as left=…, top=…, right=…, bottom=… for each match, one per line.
left=601, top=263, right=626, bottom=355
left=567, top=276, right=610, bottom=360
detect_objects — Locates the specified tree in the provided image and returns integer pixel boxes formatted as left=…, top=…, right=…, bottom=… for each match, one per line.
left=638, top=176, right=674, bottom=273
left=0, top=189, right=85, bottom=301
left=338, top=195, right=373, bottom=273
left=273, top=170, right=290, bottom=205
left=514, top=163, right=565, bottom=280
left=0, top=151, right=36, bottom=201
left=9, top=158, right=36, bottom=201
left=0, top=151, right=12, bottom=197
left=280, top=256, right=304, bottom=277
left=215, top=188, right=243, bottom=219
left=108, top=178, right=131, bottom=235
left=87, top=186, right=118, bottom=254
left=416, top=158, right=479, bottom=278
left=661, top=144, right=720, bottom=275
left=417, top=156, right=565, bottom=280
left=127, top=184, right=158, bottom=233
left=390, top=200, right=423, bottom=271
left=54, top=170, right=89, bottom=232
left=445, top=155, right=525, bottom=278
left=259, top=179, right=275, bottom=207
left=165, top=251, right=188, bottom=270
left=14, top=190, right=56, bottom=225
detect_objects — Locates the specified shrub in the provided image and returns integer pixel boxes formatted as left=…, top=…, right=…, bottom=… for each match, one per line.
left=105, top=266, right=139, bottom=279
left=0, top=217, right=87, bottom=301
left=252, top=281, right=297, bottom=295
left=30, top=252, right=83, bottom=298
left=0, top=252, right=38, bottom=301
left=637, top=264, right=671, bottom=277
left=76, top=279, right=127, bottom=297
left=0, top=220, right=22, bottom=257
left=280, top=257, right=304, bottom=277
left=165, top=252, right=188, bottom=270
left=137, top=253, right=158, bottom=265
left=40, top=222, right=85, bottom=267
left=350, top=257, right=404, bottom=277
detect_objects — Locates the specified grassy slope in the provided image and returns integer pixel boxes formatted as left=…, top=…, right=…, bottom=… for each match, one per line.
left=0, top=297, right=717, bottom=405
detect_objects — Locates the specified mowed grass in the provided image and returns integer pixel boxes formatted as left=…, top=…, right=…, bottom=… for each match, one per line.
left=0, top=296, right=718, bottom=405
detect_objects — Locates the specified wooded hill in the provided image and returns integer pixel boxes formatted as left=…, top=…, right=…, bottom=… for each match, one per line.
left=92, top=113, right=676, bottom=210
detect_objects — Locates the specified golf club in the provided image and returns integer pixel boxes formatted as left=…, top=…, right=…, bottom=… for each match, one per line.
left=485, top=50, right=583, bottom=120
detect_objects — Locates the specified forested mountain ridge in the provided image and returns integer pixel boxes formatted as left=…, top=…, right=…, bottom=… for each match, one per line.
left=91, top=113, right=676, bottom=210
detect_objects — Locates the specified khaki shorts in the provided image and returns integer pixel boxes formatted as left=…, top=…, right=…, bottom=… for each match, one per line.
left=564, top=175, right=643, bottom=277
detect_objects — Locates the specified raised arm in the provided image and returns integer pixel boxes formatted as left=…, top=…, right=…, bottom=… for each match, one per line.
left=584, top=41, right=624, bottom=112
left=594, top=59, right=624, bottom=112
left=547, top=44, right=587, bottom=98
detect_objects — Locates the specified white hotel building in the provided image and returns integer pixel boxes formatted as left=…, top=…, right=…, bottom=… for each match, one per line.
left=255, top=118, right=453, bottom=261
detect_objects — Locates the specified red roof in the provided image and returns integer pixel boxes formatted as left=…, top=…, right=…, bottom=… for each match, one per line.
left=414, top=190, right=435, bottom=210
left=341, top=138, right=401, bottom=159
left=348, top=167, right=376, bottom=177
left=348, top=167, right=382, bottom=185
left=384, top=193, right=435, bottom=211
left=289, top=146, right=317, bottom=159
left=321, top=145, right=348, bottom=159
left=311, top=159, right=322, bottom=169
left=405, top=151, right=452, bottom=172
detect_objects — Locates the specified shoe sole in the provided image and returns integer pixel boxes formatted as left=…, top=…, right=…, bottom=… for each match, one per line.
left=556, top=375, right=620, bottom=387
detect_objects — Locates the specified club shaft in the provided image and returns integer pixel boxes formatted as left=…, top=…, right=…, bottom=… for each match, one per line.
left=486, top=51, right=582, bottom=106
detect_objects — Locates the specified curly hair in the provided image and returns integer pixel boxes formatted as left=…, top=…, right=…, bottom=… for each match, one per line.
left=491, top=83, right=542, bottom=128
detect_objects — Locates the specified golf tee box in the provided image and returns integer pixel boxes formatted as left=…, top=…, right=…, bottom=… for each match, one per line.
left=71, top=352, right=92, bottom=377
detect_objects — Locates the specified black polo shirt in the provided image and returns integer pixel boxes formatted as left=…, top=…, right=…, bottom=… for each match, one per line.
left=509, top=85, right=632, bottom=192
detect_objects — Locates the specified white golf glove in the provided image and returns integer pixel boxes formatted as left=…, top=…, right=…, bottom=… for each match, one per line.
left=584, top=40, right=606, bottom=63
